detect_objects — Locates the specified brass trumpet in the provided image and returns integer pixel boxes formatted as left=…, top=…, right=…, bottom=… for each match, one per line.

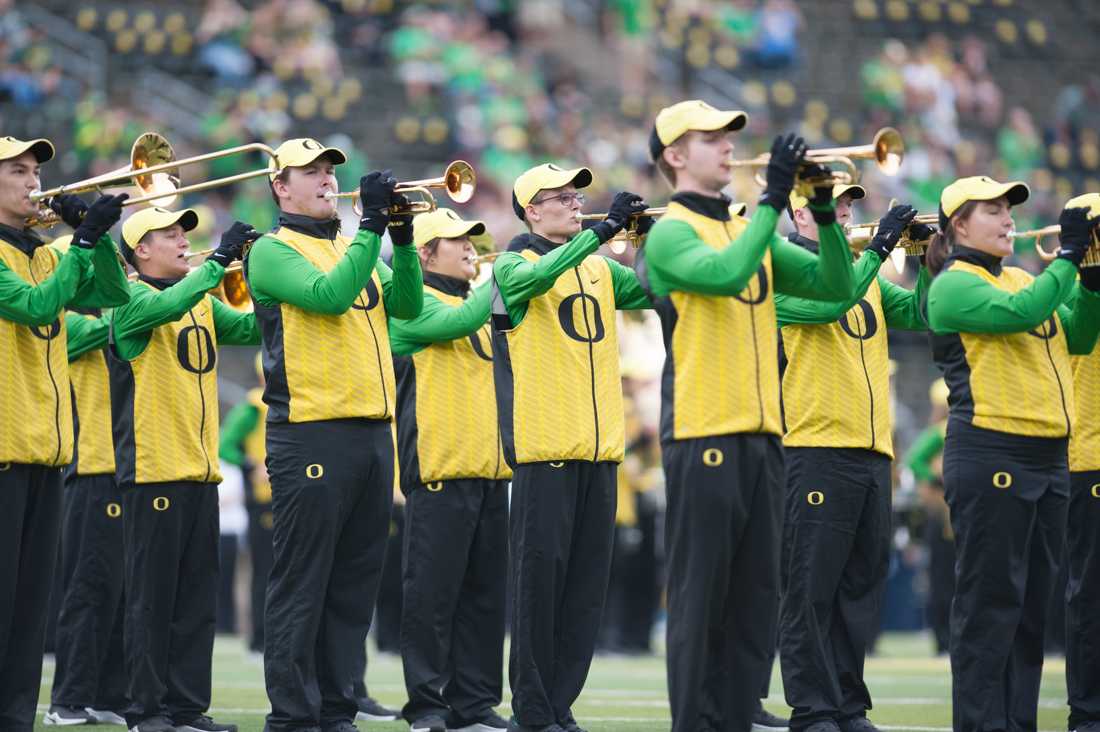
left=27, top=133, right=279, bottom=228
left=127, top=249, right=253, bottom=311
left=1017, top=225, right=1100, bottom=268
left=731, top=127, right=904, bottom=196
left=326, top=160, right=476, bottom=215
left=846, top=212, right=938, bottom=257
left=577, top=207, right=667, bottom=254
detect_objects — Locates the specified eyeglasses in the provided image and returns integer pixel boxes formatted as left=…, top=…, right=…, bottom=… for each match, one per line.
left=531, top=192, right=586, bottom=207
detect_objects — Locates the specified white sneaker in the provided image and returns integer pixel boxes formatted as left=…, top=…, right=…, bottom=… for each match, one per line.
left=87, top=709, right=128, bottom=726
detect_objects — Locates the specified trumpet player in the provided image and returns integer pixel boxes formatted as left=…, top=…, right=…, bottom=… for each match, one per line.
left=491, top=163, right=653, bottom=732
left=109, top=206, right=261, bottom=732
left=638, top=100, right=856, bottom=732
left=0, top=136, right=129, bottom=729
left=776, top=188, right=932, bottom=732
left=243, top=139, right=423, bottom=732
left=924, top=180, right=1100, bottom=732
left=388, top=208, right=510, bottom=732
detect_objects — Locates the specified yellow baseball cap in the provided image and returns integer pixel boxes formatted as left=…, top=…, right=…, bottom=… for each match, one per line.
left=413, top=208, right=487, bottom=248
left=0, top=135, right=54, bottom=164
left=1065, top=192, right=1100, bottom=216
left=650, top=100, right=747, bottom=161
left=121, top=206, right=199, bottom=249
left=789, top=183, right=866, bottom=212
left=270, top=138, right=347, bottom=181
left=512, top=163, right=593, bottom=220
left=939, top=176, right=1029, bottom=225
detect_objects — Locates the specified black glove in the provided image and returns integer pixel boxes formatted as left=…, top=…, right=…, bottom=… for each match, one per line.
left=209, top=221, right=261, bottom=267
left=866, top=204, right=918, bottom=260
left=592, top=191, right=646, bottom=243
left=759, top=133, right=807, bottom=212
left=358, top=169, right=398, bottom=235
left=906, top=221, right=937, bottom=244
left=388, top=193, right=414, bottom=247
left=801, top=163, right=836, bottom=224
left=49, top=194, right=88, bottom=229
left=72, top=193, right=128, bottom=248
left=1056, top=206, right=1100, bottom=267
left=633, top=213, right=656, bottom=238
left=1080, top=266, right=1100, bottom=292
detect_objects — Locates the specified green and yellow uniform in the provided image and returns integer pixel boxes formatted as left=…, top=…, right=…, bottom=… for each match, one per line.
left=66, top=311, right=114, bottom=475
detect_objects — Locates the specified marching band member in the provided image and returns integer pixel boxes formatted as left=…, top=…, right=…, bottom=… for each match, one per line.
left=925, top=179, right=1100, bottom=732
left=0, top=135, right=129, bottom=729
left=776, top=187, right=932, bottom=732
left=490, top=163, right=652, bottom=732
left=109, top=207, right=260, bottom=732
left=243, top=139, right=422, bottom=732
left=389, top=208, right=511, bottom=732
left=638, top=100, right=856, bottom=732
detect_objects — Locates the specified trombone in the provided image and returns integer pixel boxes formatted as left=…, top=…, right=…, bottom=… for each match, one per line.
left=577, top=207, right=667, bottom=254
left=326, top=160, right=476, bottom=215
left=1017, top=225, right=1100, bottom=268
left=27, top=132, right=279, bottom=228
left=730, top=127, right=904, bottom=196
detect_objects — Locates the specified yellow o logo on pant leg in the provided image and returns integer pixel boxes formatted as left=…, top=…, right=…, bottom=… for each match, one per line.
left=152, top=496, right=170, bottom=511
left=0, top=463, right=10, bottom=471
left=807, top=491, right=825, bottom=506
left=306, top=463, right=324, bottom=479
left=106, top=502, right=122, bottom=518
left=549, top=461, right=565, bottom=468
left=702, top=448, right=724, bottom=467
left=426, top=481, right=443, bottom=492
left=993, top=471, right=1013, bottom=489
left=1091, top=483, right=1100, bottom=499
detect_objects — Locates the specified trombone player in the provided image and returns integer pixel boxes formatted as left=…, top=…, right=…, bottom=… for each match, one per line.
left=0, top=135, right=129, bottom=730
left=243, top=139, right=423, bottom=732
left=109, top=206, right=261, bottom=732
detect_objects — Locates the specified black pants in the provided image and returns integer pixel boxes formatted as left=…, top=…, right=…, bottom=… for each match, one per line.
left=509, top=461, right=616, bottom=729
left=943, top=422, right=1067, bottom=732
left=778, top=448, right=891, bottom=729
left=263, top=419, right=393, bottom=732
left=247, top=503, right=274, bottom=653
left=217, top=534, right=239, bottom=634
left=400, top=478, right=508, bottom=725
left=1067, top=469, right=1100, bottom=729
left=121, top=481, right=219, bottom=726
left=601, top=497, right=660, bottom=655
left=663, top=434, right=783, bottom=732
left=0, top=462, right=62, bottom=731
left=51, top=473, right=127, bottom=711
left=924, top=506, right=955, bottom=655
left=376, top=502, right=405, bottom=654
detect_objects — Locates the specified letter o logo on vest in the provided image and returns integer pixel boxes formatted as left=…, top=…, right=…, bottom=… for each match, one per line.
left=152, top=496, right=170, bottom=511
left=1091, top=483, right=1100, bottom=499
left=351, top=278, right=381, bottom=312
left=733, top=266, right=769, bottom=306
left=177, top=325, right=217, bottom=374
left=1026, top=316, right=1058, bottom=340
left=702, top=448, right=724, bottom=467
left=426, top=481, right=443, bottom=492
left=807, top=490, right=825, bottom=506
left=993, top=471, right=1013, bottom=489
left=29, top=317, right=62, bottom=341
left=838, top=300, right=879, bottom=341
left=106, top=502, right=122, bottom=518
left=306, top=463, right=324, bottom=479
left=557, top=294, right=605, bottom=343
left=468, top=331, right=493, bottom=362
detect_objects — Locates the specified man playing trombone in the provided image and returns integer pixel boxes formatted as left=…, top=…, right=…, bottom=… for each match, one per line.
left=243, top=139, right=423, bottom=732
left=0, top=135, right=129, bottom=730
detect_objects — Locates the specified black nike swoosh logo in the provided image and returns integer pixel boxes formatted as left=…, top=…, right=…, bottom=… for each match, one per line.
left=590, top=278, right=599, bottom=284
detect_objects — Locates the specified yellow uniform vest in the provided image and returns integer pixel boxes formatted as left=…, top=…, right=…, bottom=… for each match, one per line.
left=255, top=227, right=395, bottom=423
left=943, top=261, right=1074, bottom=438
left=494, top=251, right=625, bottom=464
left=781, top=276, right=894, bottom=457
left=0, top=241, right=72, bottom=466
left=658, top=201, right=781, bottom=441
left=110, top=284, right=221, bottom=484
left=396, top=286, right=510, bottom=484
left=243, top=387, right=270, bottom=505
left=1070, top=346, right=1100, bottom=471
left=71, top=345, right=115, bottom=475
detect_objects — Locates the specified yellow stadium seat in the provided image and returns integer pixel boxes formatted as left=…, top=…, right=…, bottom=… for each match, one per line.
left=106, top=9, right=128, bottom=33
left=293, top=94, right=319, bottom=120
left=76, top=8, right=97, bottom=31
left=114, top=29, right=137, bottom=53
left=134, top=11, right=156, bottom=33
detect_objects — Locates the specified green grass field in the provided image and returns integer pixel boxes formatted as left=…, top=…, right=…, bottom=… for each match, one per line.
left=37, top=633, right=1073, bottom=732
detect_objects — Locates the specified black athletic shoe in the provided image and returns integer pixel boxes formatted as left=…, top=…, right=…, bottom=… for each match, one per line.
left=128, top=716, right=176, bottom=732
left=174, top=715, right=239, bottom=732
left=559, top=715, right=587, bottom=732
left=355, top=696, right=399, bottom=722
left=752, top=700, right=790, bottom=732
left=838, top=716, right=879, bottom=732
left=803, top=721, right=842, bottom=732
left=44, top=706, right=93, bottom=726
left=320, top=722, right=358, bottom=732
left=410, top=716, right=446, bottom=732
left=506, top=721, right=565, bottom=732
left=1074, top=722, right=1100, bottom=732
left=449, top=711, right=510, bottom=731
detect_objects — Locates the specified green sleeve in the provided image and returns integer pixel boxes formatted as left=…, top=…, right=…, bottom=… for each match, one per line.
left=111, top=260, right=225, bottom=361
left=211, top=297, right=261, bottom=346
left=377, top=244, right=424, bottom=319
left=879, top=265, right=932, bottom=331
left=905, top=423, right=946, bottom=483
left=775, top=251, right=881, bottom=326
left=607, top=256, right=653, bottom=310
left=247, top=229, right=382, bottom=313
left=388, top=282, right=491, bottom=356
left=65, top=312, right=109, bottom=362
left=1056, top=284, right=1100, bottom=355
left=67, top=234, right=131, bottom=309
left=642, top=206, right=778, bottom=296
left=927, top=258, right=1079, bottom=334
left=492, top=229, right=602, bottom=325
left=218, top=401, right=259, bottom=466
left=770, top=219, right=855, bottom=301
left=0, top=245, right=91, bottom=325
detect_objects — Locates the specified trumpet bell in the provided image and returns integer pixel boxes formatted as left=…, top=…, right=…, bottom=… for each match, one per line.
left=442, top=160, right=476, bottom=204
left=215, top=267, right=253, bottom=312
left=872, top=127, right=904, bottom=176
left=129, top=132, right=179, bottom=207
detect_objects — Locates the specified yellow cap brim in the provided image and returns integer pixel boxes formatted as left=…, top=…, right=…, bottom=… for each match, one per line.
left=270, top=144, right=347, bottom=181
left=122, top=207, right=199, bottom=248
left=944, top=179, right=1029, bottom=218
left=1065, top=192, right=1100, bottom=217
left=514, top=165, right=593, bottom=208
left=790, top=184, right=866, bottom=212
left=414, top=217, right=487, bottom=249
left=0, top=137, right=55, bottom=164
